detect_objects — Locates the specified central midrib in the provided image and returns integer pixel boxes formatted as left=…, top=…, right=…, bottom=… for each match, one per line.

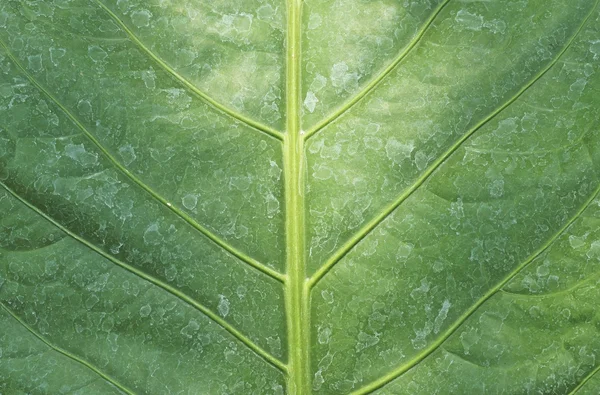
left=284, top=0, right=310, bottom=394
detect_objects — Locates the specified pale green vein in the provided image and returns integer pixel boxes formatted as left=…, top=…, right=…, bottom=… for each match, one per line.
left=62, top=377, right=104, bottom=394
left=0, top=182, right=287, bottom=373
left=91, top=0, right=284, bottom=141
left=500, top=267, right=600, bottom=299
left=0, top=39, right=285, bottom=284
left=350, top=177, right=600, bottom=395
left=307, top=0, right=597, bottom=289
left=570, top=363, right=600, bottom=394
left=465, top=122, right=593, bottom=156
left=303, top=0, right=451, bottom=140
left=0, top=302, right=134, bottom=395
left=283, top=0, right=310, bottom=392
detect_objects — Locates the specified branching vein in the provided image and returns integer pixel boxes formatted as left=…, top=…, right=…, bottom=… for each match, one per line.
left=351, top=176, right=600, bottom=395
left=0, top=39, right=285, bottom=284
left=307, top=0, right=595, bottom=289
left=91, top=0, right=284, bottom=141
left=0, top=181, right=287, bottom=373
left=303, top=0, right=452, bottom=140
left=0, top=302, right=135, bottom=394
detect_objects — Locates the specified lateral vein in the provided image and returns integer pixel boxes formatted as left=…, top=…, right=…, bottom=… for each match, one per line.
left=351, top=177, right=600, bottom=394
left=0, top=182, right=287, bottom=373
left=307, top=0, right=595, bottom=289
left=569, top=363, right=600, bottom=394
left=303, top=0, right=452, bottom=140
left=91, top=0, right=284, bottom=141
left=0, top=302, right=135, bottom=395
left=0, top=39, right=285, bottom=284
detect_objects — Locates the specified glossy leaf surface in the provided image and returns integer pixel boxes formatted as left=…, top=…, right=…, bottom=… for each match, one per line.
left=1, top=0, right=600, bottom=394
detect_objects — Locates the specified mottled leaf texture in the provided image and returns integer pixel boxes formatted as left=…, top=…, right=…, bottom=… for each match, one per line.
left=1, top=0, right=600, bottom=394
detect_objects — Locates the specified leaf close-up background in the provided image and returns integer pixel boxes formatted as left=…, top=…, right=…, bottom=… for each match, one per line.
left=1, top=0, right=600, bottom=394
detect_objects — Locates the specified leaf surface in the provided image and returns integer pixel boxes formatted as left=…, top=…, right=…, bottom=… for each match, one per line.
left=1, top=0, right=600, bottom=394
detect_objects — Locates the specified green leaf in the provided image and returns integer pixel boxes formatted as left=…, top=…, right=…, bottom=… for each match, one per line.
left=1, top=0, right=600, bottom=394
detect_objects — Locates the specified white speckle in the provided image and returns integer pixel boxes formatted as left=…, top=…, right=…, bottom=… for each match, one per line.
left=410, top=279, right=430, bottom=299
left=364, top=136, right=383, bottom=150
left=182, top=194, right=198, bottom=210
left=433, top=300, right=452, bottom=334
left=180, top=319, right=200, bottom=338
left=310, top=74, right=327, bottom=92
left=131, top=9, right=151, bottom=28
left=317, top=326, right=331, bottom=344
left=586, top=240, right=600, bottom=260
left=165, top=265, right=178, bottom=281
left=141, top=70, right=156, bottom=90
left=65, top=143, right=98, bottom=166
left=143, top=223, right=163, bottom=245
left=396, top=242, right=413, bottom=261
left=256, top=5, right=275, bottom=20
left=107, top=332, right=119, bottom=352
left=230, top=176, right=251, bottom=191
left=590, top=40, right=600, bottom=60
left=321, top=290, right=334, bottom=304
left=118, top=145, right=137, bottom=165
left=488, top=179, right=504, bottom=198
left=450, top=198, right=465, bottom=219
left=77, top=99, right=93, bottom=115
left=569, top=234, right=586, bottom=249
left=356, top=331, right=380, bottom=352
left=28, top=54, right=43, bottom=72
left=569, top=78, right=588, bottom=100
left=460, top=328, right=481, bottom=355
left=139, top=304, right=151, bottom=317
left=50, top=47, right=66, bottom=66
left=455, top=10, right=484, bottom=31
left=313, top=370, right=324, bottom=391
left=234, top=224, right=249, bottom=239
left=88, top=45, right=108, bottom=62
left=218, top=295, right=230, bottom=317
left=308, top=13, right=322, bottom=29
left=414, top=151, right=429, bottom=171
left=45, top=260, right=59, bottom=276
left=330, top=62, right=359, bottom=93
left=529, top=305, right=541, bottom=318
left=236, top=285, right=247, bottom=299
left=318, top=352, right=334, bottom=371
left=265, top=192, right=280, bottom=218
left=386, top=138, right=414, bottom=164
left=304, top=91, right=319, bottom=113
left=313, top=165, right=333, bottom=181
left=85, top=294, right=99, bottom=310
left=536, top=264, right=550, bottom=277
left=266, top=336, right=282, bottom=356
left=484, top=19, right=507, bottom=34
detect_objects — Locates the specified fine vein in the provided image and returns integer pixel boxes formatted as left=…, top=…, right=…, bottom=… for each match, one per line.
left=307, top=1, right=595, bottom=289
left=303, top=0, right=452, bottom=140
left=0, top=182, right=286, bottom=373
left=91, top=0, right=284, bottom=141
left=283, top=0, right=311, bottom=392
left=569, top=363, right=600, bottom=394
left=0, top=39, right=285, bottom=284
left=499, top=265, right=600, bottom=300
left=0, top=302, right=135, bottom=395
left=351, top=176, right=600, bottom=394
